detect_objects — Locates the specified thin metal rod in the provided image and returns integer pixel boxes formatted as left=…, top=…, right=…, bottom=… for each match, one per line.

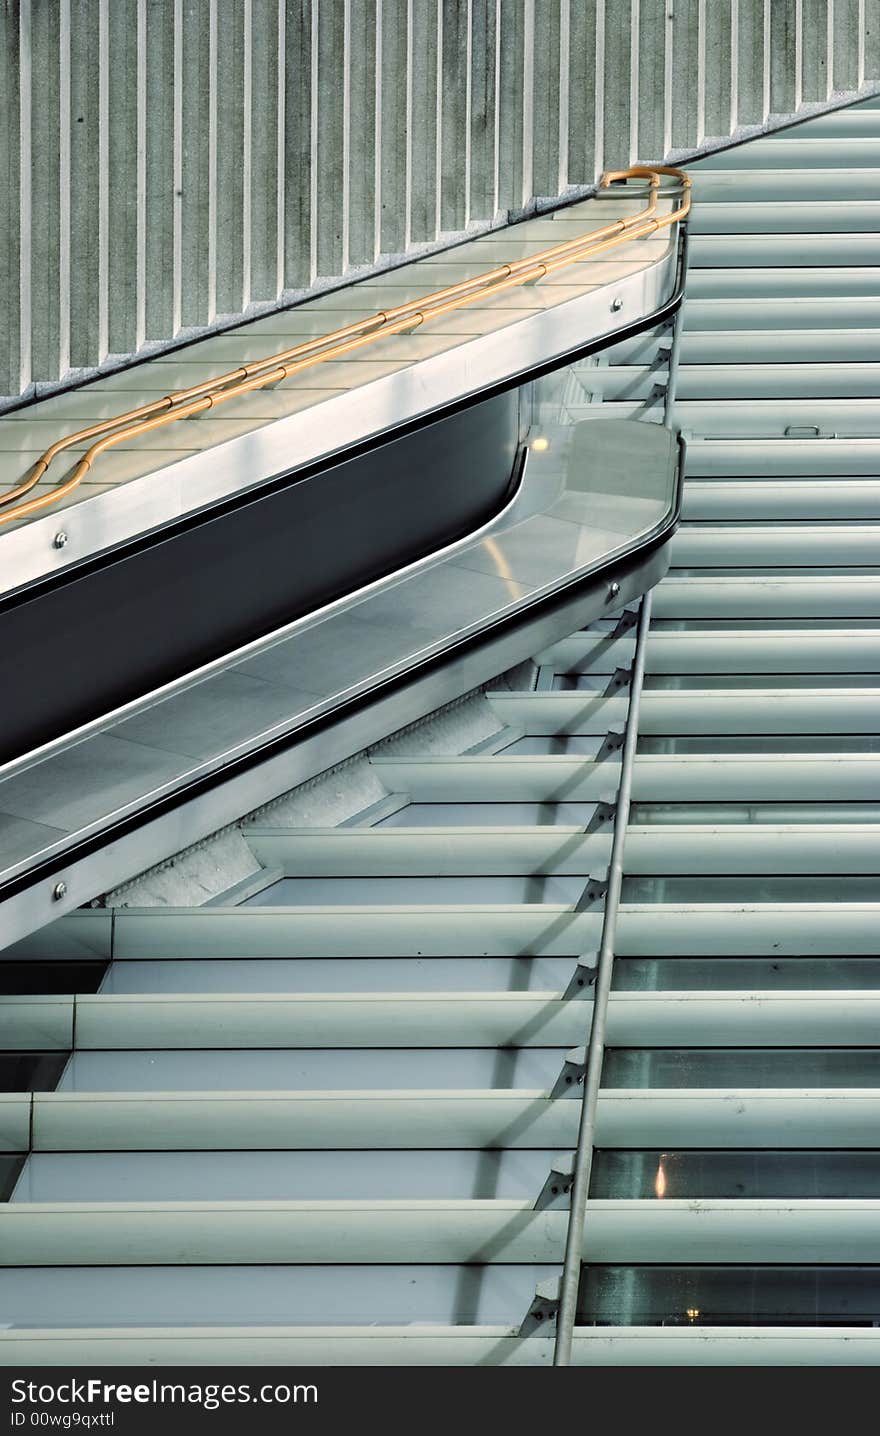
left=0, top=166, right=690, bottom=527
left=552, top=586, right=654, bottom=1366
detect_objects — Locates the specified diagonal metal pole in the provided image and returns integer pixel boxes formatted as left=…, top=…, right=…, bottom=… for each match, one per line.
left=553, top=585, right=653, bottom=1365
left=553, top=220, right=685, bottom=1364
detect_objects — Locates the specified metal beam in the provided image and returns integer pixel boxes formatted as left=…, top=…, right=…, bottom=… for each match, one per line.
left=371, top=754, right=880, bottom=802
left=7, top=1199, right=880, bottom=1266
left=104, top=904, right=880, bottom=959
left=246, top=824, right=880, bottom=876
left=672, top=525, right=880, bottom=567
left=682, top=481, right=880, bottom=520
left=652, top=577, right=880, bottom=619
left=3, top=1325, right=880, bottom=1367
left=537, top=630, right=880, bottom=673
left=488, top=691, right=880, bottom=735
left=28, top=988, right=880, bottom=1051
left=29, top=1089, right=880, bottom=1153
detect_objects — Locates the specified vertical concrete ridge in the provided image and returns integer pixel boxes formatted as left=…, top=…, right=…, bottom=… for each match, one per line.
left=3, top=0, right=880, bottom=406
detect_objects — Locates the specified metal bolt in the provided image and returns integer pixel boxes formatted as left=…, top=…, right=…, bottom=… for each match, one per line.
left=608, top=580, right=621, bottom=599
left=53, top=531, right=68, bottom=550
left=611, top=296, right=623, bottom=312
left=53, top=881, right=67, bottom=901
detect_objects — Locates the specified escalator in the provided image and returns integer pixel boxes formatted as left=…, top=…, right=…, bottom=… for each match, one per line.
left=0, top=168, right=684, bottom=946
left=3, top=98, right=880, bottom=1365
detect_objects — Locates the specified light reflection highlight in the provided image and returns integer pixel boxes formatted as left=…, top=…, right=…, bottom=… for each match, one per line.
left=654, top=1157, right=667, bottom=1199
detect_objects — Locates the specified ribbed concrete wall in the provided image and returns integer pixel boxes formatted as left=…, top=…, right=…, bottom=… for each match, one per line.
left=3, top=0, right=879, bottom=407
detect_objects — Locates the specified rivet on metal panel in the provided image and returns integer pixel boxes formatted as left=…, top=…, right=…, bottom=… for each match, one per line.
left=611, top=296, right=624, bottom=312
left=52, top=881, right=67, bottom=901
left=52, top=531, right=68, bottom=549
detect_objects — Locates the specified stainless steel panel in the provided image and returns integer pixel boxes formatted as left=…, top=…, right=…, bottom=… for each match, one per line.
left=0, top=735, right=191, bottom=832
left=0, top=815, right=66, bottom=868
left=112, top=672, right=321, bottom=765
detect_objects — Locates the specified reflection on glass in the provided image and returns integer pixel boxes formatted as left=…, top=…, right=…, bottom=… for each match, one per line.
left=650, top=674, right=879, bottom=691
left=603, top=1048, right=880, bottom=1088
left=592, top=1151, right=880, bottom=1200
left=613, top=959, right=880, bottom=991
left=654, top=1156, right=667, bottom=1200
left=621, top=876, right=880, bottom=903
left=579, top=1266, right=880, bottom=1327
left=631, top=802, right=880, bottom=825
left=637, top=736, right=880, bottom=754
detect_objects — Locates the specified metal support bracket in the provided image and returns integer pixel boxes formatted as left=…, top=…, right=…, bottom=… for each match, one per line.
left=534, top=1153, right=577, bottom=1210
left=564, top=953, right=599, bottom=997
left=595, top=725, right=626, bottom=760
left=604, top=665, right=633, bottom=694
left=518, top=1277, right=561, bottom=1336
left=551, top=1046, right=587, bottom=1097
left=574, top=871, right=609, bottom=909
left=610, top=605, right=639, bottom=638
left=585, top=800, right=617, bottom=832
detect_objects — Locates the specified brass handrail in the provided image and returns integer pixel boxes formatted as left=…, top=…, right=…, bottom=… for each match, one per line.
left=0, top=164, right=690, bottom=528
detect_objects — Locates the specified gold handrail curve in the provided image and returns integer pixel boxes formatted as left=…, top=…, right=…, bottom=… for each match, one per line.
left=0, top=164, right=690, bottom=528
